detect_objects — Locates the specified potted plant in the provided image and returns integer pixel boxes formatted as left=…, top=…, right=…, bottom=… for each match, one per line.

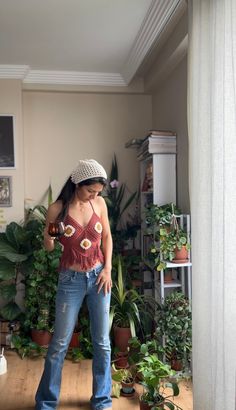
left=156, top=292, right=192, bottom=371
left=137, top=354, right=182, bottom=410
left=103, top=154, right=137, bottom=254
left=112, top=364, right=136, bottom=397
left=110, top=255, right=156, bottom=352
left=0, top=219, right=43, bottom=321
left=24, top=238, right=61, bottom=346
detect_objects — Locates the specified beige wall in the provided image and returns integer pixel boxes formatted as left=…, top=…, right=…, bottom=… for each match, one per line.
left=151, top=56, right=189, bottom=212
left=0, top=80, right=25, bottom=228
left=23, top=91, right=152, bottom=207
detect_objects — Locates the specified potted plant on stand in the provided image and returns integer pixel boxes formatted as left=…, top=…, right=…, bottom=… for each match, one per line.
left=137, top=354, right=182, bottom=410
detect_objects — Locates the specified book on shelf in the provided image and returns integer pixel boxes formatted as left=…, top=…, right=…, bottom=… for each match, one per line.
left=147, top=130, right=177, bottom=137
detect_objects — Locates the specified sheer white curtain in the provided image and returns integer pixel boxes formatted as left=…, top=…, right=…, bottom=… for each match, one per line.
left=188, top=1, right=236, bottom=409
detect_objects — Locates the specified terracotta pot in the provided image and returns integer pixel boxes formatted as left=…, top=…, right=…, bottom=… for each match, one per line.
left=172, top=245, right=188, bottom=263
left=171, top=358, right=183, bottom=371
left=69, top=332, right=80, bottom=348
left=139, top=400, right=153, bottom=410
left=113, top=326, right=132, bottom=351
left=164, top=270, right=173, bottom=283
left=31, top=329, right=53, bottom=346
left=114, top=351, right=129, bottom=369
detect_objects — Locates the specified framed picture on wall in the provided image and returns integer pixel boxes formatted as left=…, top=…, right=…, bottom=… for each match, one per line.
left=0, top=176, right=12, bottom=207
left=0, top=115, right=15, bottom=168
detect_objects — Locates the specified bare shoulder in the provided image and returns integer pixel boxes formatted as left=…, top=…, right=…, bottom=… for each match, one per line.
left=93, top=196, right=107, bottom=214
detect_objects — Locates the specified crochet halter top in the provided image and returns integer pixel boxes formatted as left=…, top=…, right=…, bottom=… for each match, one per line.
left=59, top=201, right=104, bottom=271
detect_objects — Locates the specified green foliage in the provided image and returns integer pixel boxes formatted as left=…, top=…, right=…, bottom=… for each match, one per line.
left=144, top=206, right=190, bottom=271
left=137, top=354, right=182, bottom=409
left=110, top=256, right=157, bottom=337
left=24, top=238, right=61, bottom=332
left=128, top=337, right=164, bottom=366
left=145, top=203, right=181, bottom=228
left=103, top=154, right=139, bottom=253
left=11, top=334, right=46, bottom=359
left=66, top=347, right=84, bottom=363
left=156, top=226, right=190, bottom=270
left=0, top=220, right=43, bottom=320
left=156, top=292, right=192, bottom=365
left=111, top=364, right=136, bottom=398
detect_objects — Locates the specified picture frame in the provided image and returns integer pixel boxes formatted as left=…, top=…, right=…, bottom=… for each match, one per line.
left=0, top=115, right=15, bottom=168
left=0, top=176, right=12, bottom=207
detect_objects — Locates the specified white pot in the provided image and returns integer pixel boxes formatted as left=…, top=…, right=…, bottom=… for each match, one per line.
left=0, top=348, right=7, bottom=375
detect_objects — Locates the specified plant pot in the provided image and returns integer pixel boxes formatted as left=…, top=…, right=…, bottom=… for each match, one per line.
left=121, top=380, right=135, bottom=396
left=172, top=245, right=189, bottom=263
left=164, top=270, right=173, bottom=283
left=139, top=400, right=153, bottom=410
left=113, top=326, right=132, bottom=351
left=114, top=351, right=129, bottom=369
left=31, top=329, right=53, bottom=346
left=69, top=332, right=80, bottom=348
left=171, top=358, right=183, bottom=371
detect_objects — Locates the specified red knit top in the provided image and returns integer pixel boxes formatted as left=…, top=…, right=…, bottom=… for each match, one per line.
left=59, top=202, right=104, bottom=271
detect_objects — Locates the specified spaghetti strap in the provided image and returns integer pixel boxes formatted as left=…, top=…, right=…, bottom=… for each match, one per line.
left=89, top=200, right=95, bottom=213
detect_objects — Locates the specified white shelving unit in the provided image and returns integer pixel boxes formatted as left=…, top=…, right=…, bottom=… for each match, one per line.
left=136, top=133, right=192, bottom=303
left=138, top=134, right=177, bottom=261
left=155, top=214, right=192, bottom=303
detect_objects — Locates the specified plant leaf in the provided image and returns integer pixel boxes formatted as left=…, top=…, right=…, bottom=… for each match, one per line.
left=0, top=301, right=21, bottom=320
left=0, top=258, right=16, bottom=279
left=0, top=283, right=16, bottom=300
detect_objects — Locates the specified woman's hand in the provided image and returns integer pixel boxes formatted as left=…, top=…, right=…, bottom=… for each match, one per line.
left=96, top=267, right=112, bottom=295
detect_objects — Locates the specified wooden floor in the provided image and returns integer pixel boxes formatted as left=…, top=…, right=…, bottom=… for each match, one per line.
left=0, top=350, right=193, bottom=410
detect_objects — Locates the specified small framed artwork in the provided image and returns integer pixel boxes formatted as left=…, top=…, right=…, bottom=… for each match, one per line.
left=0, top=115, right=15, bottom=168
left=0, top=176, right=12, bottom=207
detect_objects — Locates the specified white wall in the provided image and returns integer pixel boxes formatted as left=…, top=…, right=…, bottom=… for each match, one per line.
left=0, top=80, right=25, bottom=228
left=23, top=91, right=152, bottom=206
left=151, top=56, right=189, bottom=212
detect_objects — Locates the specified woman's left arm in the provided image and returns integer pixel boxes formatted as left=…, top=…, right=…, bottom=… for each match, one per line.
left=96, top=196, right=113, bottom=295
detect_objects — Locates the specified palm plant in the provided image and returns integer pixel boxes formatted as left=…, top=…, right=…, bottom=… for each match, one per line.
left=110, top=256, right=156, bottom=340
left=103, top=154, right=138, bottom=253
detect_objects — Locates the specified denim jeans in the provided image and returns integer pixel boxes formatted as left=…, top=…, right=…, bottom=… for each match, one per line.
left=35, top=264, right=112, bottom=410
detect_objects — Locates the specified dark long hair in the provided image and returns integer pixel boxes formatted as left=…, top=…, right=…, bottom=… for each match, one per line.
left=56, top=176, right=107, bottom=221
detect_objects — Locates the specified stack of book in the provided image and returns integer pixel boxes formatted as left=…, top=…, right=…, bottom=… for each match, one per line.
left=137, top=130, right=177, bottom=159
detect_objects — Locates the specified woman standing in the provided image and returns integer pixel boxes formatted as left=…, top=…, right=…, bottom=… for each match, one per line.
left=35, top=159, right=113, bottom=410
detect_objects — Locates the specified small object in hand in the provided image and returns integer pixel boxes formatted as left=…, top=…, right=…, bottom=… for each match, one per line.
left=48, top=222, right=65, bottom=238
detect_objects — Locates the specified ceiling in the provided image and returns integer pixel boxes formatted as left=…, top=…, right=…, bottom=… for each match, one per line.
left=0, top=0, right=186, bottom=87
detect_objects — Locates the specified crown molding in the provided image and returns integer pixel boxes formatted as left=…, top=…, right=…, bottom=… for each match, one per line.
left=23, top=70, right=127, bottom=86
left=121, top=0, right=186, bottom=84
left=0, top=65, right=29, bottom=78
left=0, top=66, right=127, bottom=86
left=0, top=0, right=186, bottom=87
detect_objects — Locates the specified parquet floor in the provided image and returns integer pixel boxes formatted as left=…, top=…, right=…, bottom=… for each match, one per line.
left=0, top=350, right=193, bottom=410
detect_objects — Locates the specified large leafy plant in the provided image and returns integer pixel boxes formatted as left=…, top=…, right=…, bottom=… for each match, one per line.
left=0, top=219, right=42, bottom=320
left=156, top=292, right=192, bottom=366
left=23, top=239, right=61, bottom=332
left=103, top=155, right=138, bottom=253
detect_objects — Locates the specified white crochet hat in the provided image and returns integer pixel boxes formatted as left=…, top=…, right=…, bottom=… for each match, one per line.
left=71, top=159, right=107, bottom=184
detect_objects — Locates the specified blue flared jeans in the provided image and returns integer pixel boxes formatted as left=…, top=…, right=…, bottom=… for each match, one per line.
left=35, top=264, right=112, bottom=410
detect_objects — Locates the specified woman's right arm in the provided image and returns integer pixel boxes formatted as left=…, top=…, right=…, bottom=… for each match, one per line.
left=44, top=201, right=62, bottom=251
